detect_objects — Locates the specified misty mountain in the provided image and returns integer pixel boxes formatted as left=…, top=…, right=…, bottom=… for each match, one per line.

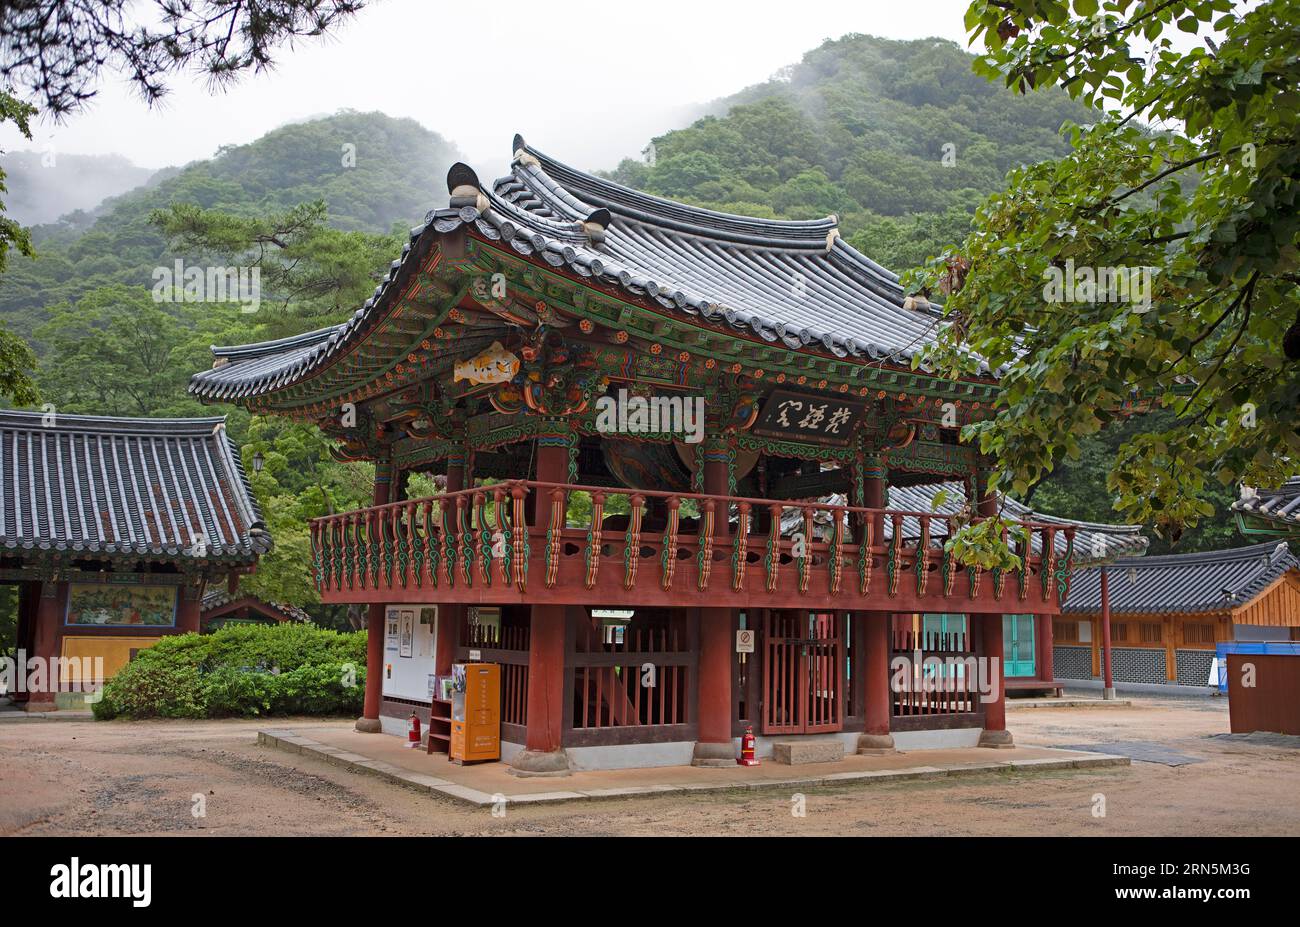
left=602, top=34, right=1095, bottom=270
left=0, top=110, right=461, bottom=333
left=0, top=151, right=157, bottom=226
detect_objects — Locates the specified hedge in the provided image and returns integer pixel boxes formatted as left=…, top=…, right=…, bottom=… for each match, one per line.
left=92, top=623, right=366, bottom=720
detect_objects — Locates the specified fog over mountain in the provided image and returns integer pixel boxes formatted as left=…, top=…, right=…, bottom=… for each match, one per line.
left=0, top=151, right=156, bottom=225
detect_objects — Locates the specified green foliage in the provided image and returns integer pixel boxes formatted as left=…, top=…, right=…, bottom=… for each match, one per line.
left=34, top=284, right=245, bottom=417
left=0, top=110, right=460, bottom=339
left=92, top=623, right=366, bottom=720
left=915, top=1, right=1300, bottom=544
left=0, top=584, right=17, bottom=658
left=1, top=1, right=366, bottom=117
left=239, top=417, right=377, bottom=608
left=0, top=89, right=40, bottom=406
left=150, top=199, right=404, bottom=331
left=944, top=517, right=1030, bottom=571
left=603, top=34, right=1093, bottom=265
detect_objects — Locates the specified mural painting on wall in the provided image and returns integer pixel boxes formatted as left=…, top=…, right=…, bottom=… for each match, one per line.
left=65, top=583, right=178, bottom=627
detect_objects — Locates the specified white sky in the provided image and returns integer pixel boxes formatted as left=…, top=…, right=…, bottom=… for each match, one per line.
left=0, top=0, right=974, bottom=176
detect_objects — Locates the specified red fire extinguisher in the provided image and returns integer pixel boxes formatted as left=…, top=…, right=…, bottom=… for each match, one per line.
left=407, top=711, right=421, bottom=747
left=738, top=725, right=759, bottom=766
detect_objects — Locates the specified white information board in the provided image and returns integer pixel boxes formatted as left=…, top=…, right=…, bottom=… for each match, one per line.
left=382, top=605, right=438, bottom=702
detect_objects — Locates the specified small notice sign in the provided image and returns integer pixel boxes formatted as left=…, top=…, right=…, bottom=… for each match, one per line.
left=736, top=629, right=755, bottom=654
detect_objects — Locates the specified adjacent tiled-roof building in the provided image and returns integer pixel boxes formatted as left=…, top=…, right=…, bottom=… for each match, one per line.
left=201, top=588, right=310, bottom=627
left=4, top=411, right=274, bottom=707
left=0, top=410, right=270, bottom=564
left=1052, top=542, right=1300, bottom=688
left=1063, top=541, right=1297, bottom=617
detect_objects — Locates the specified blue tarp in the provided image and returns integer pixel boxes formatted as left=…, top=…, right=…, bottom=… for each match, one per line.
left=1214, top=642, right=1300, bottom=692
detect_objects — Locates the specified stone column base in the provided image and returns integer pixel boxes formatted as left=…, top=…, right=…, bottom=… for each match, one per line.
left=857, top=733, right=897, bottom=755
left=354, top=717, right=382, bottom=734
left=691, top=741, right=735, bottom=767
left=24, top=699, right=57, bottom=713
left=1103, top=686, right=1117, bottom=700
left=509, top=749, right=572, bottom=777
left=978, top=729, right=1014, bottom=749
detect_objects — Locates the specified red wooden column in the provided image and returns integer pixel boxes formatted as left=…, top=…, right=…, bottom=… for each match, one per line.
left=978, top=611, right=1012, bottom=746
left=693, top=443, right=735, bottom=766
left=858, top=457, right=896, bottom=753
left=435, top=453, right=466, bottom=677
left=859, top=611, right=895, bottom=752
left=356, top=457, right=394, bottom=733
left=1037, top=613, right=1056, bottom=690
left=513, top=432, right=572, bottom=775
left=25, top=581, right=63, bottom=711
left=176, top=584, right=202, bottom=634
left=1100, top=566, right=1115, bottom=699
left=975, top=469, right=1012, bottom=747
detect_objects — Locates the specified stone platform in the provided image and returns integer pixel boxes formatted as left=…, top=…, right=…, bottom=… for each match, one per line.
left=258, top=723, right=1129, bottom=808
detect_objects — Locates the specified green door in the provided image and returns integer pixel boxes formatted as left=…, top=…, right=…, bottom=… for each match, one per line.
left=1003, top=615, right=1036, bottom=677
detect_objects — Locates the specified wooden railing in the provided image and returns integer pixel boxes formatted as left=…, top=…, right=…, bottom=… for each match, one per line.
left=308, top=480, right=1076, bottom=611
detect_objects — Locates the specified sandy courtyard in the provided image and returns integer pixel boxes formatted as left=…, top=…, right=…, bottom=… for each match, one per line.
left=2, top=695, right=1297, bottom=836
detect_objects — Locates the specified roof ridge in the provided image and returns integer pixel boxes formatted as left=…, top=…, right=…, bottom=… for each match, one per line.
left=210, top=325, right=344, bottom=360
left=515, top=136, right=838, bottom=249
left=0, top=410, right=228, bottom=434
left=1106, top=540, right=1295, bottom=568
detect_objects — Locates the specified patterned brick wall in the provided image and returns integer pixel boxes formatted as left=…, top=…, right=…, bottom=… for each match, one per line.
left=1053, top=645, right=1094, bottom=680
left=1111, top=647, right=1167, bottom=685
left=1175, top=649, right=1216, bottom=687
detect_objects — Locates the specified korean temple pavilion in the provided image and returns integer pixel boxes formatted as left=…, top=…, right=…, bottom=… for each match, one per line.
left=190, top=137, right=1140, bottom=773
left=0, top=411, right=270, bottom=708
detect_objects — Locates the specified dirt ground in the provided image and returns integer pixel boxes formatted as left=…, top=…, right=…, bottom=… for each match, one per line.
left=2, top=696, right=1297, bottom=836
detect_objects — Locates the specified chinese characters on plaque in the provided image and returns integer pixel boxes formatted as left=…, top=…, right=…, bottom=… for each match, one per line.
left=751, top=389, right=865, bottom=446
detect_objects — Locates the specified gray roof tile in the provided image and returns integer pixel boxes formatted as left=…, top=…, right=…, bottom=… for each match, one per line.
left=1232, top=476, right=1300, bottom=528
left=1062, top=541, right=1297, bottom=615
left=191, top=135, right=969, bottom=402
left=0, top=411, right=270, bottom=563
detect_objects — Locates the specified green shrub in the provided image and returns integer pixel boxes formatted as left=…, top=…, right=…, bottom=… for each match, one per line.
left=93, top=623, right=366, bottom=720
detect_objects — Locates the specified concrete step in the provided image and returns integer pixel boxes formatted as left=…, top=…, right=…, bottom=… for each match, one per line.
left=772, top=740, right=845, bottom=765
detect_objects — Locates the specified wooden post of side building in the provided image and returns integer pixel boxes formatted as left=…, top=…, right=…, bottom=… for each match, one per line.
left=512, top=430, right=573, bottom=776
left=356, top=457, right=394, bottom=733
left=693, top=442, right=736, bottom=766
left=1038, top=614, right=1056, bottom=693
left=858, top=458, right=896, bottom=753
left=25, top=581, right=63, bottom=711
left=1100, top=566, right=1115, bottom=699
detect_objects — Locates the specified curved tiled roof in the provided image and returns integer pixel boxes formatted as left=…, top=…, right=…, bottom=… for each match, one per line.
left=201, top=589, right=309, bottom=623
left=1232, top=477, right=1300, bottom=530
left=781, top=484, right=1147, bottom=566
left=191, top=134, right=965, bottom=403
left=1062, top=541, right=1298, bottom=616
left=0, top=410, right=270, bottom=563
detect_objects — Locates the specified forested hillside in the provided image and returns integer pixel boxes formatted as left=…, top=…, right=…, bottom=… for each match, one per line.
left=603, top=34, right=1094, bottom=271
left=0, top=110, right=460, bottom=340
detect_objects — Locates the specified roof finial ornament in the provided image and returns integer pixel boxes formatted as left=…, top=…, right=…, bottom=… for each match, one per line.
left=447, top=162, right=489, bottom=212
left=581, top=208, right=611, bottom=246
left=825, top=227, right=840, bottom=252
left=512, top=133, right=540, bottom=169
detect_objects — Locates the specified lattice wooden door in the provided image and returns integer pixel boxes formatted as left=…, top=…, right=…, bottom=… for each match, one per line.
left=761, top=611, right=843, bottom=734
